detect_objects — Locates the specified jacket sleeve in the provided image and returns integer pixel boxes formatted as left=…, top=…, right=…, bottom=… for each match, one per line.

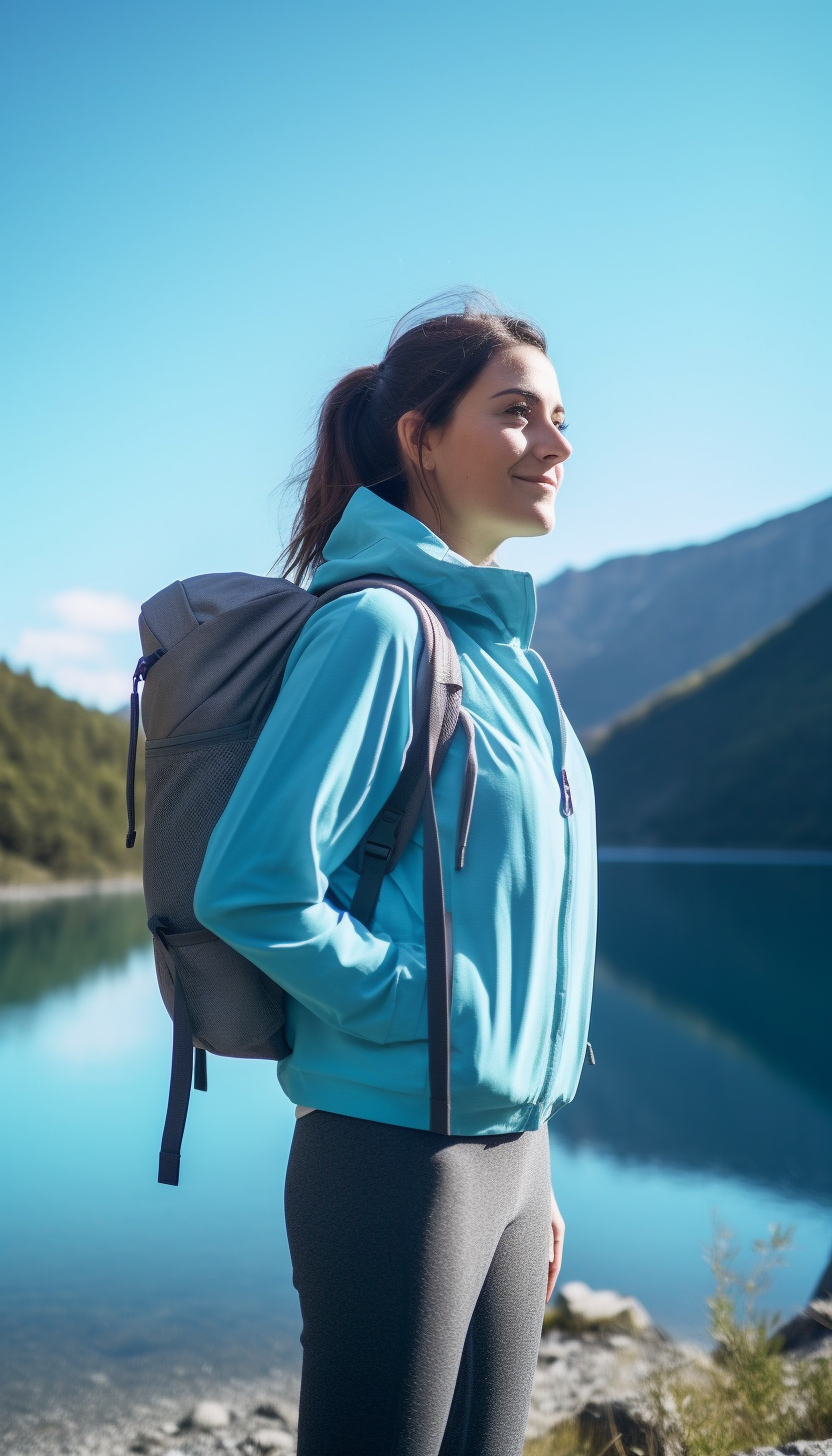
left=193, top=587, right=427, bottom=1045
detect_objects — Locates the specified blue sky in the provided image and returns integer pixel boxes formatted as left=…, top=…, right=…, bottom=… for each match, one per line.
left=2, top=0, right=830, bottom=708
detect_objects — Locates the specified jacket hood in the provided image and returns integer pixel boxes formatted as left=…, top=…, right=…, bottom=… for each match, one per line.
left=311, top=487, right=537, bottom=649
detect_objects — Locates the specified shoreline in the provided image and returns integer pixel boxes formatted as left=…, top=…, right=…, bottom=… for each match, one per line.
left=0, top=1324, right=700, bottom=1456
left=2, top=845, right=830, bottom=905
left=597, top=846, right=832, bottom=866
left=0, top=875, right=143, bottom=905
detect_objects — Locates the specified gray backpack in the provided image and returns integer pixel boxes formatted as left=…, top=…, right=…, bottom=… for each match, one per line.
left=125, top=572, right=477, bottom=1185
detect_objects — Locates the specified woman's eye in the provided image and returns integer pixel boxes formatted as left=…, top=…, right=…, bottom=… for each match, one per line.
left=556, top=421, right=569, bottom=433
left=506, top=403, right=531, bottom=419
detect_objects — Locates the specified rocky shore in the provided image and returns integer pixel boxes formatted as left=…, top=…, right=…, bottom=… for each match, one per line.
left=0, top=876, right=143, bottom=904
left=525, top=1279, right=693, bottom=1440
left=3, top=1283, right=829, bottom=1456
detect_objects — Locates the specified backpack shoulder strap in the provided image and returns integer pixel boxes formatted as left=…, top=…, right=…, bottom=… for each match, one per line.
left=311, top=575, right=461, bottom=910
left=312, top=575, right=468, bottom=1135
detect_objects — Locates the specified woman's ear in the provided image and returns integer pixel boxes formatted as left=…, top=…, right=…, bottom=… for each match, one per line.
left=396, top=410, right=425, bottom=473
left=396, top=413, right=440, bottom=480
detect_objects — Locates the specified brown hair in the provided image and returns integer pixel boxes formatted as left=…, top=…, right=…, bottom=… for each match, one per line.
left=280, top=293, right=547, bottom=582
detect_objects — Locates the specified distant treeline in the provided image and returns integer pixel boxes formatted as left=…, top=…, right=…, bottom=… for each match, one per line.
left=0, top=661, right=143, bottom=883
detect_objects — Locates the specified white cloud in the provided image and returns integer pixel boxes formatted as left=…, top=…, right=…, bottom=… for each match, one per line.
left=17, top=628, right=103, bottom=664
left=11, top=588, right=142, bottom=711
left=40, top=664, right=136, bottom=709
left=52, top=588, right=139, bottom=633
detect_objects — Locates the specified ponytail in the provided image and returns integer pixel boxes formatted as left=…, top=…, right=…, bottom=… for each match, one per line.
left=280, top=294, right=547, bottom=583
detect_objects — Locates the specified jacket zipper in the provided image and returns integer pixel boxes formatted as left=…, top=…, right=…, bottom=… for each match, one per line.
left=536, top=687, right=576, bottom=1111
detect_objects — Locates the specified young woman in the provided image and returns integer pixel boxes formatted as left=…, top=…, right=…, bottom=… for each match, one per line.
left=194, top=299, right=597, bottom=1456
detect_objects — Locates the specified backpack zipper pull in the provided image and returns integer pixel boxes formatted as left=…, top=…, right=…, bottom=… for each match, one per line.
left=585, top=1041, right=595, bottom=1066
left=560, top=768, right=573, bottom=817
left=125, top=650, right=164, bottom=849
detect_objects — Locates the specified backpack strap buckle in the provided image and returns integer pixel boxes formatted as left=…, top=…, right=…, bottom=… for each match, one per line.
left=357, top=808, right=402, bottom=871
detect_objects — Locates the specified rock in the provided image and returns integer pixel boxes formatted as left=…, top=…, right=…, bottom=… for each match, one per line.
left=251, top=1429, right=295, bottom=1452
left=548, top=1281, right=653, bottom=1335
left=253, top=1399, right=299, bottom=1432
left=131, top=1433, right=180, bottom=1453
left=775, top=1303, right=832, bottom=1353
left=578, top=1399, right=664, bottom=1455
left=183, top=1401, right=232, bottom=1431
left=526, top=1325, right=703, bottom=1442
left=734, top=1444, right=832, bottom=1456
left=808, top=1297, right=832, bottom=1328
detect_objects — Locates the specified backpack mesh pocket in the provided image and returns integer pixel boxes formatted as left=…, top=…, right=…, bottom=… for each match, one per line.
left=153, top=928, right=289, bottom=1059
left=144, top=735, right=256, bottom=931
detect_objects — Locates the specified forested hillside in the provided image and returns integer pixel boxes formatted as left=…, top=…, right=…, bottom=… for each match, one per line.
left=0, top=661, right=142, bottom=882
left=589, top=588, right=832, bottom=849
left=534, top=492, right=832, bottom=731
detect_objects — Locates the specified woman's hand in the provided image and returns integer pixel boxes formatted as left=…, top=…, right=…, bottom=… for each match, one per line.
left=546, top=1187, right=565, bottom=1303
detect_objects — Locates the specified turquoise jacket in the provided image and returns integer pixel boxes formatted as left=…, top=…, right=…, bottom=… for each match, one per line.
left=194, top=488, right=597, bottom=1135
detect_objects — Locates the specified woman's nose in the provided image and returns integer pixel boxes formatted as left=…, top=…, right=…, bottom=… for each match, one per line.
left=535, top=424, right=571, bottom=464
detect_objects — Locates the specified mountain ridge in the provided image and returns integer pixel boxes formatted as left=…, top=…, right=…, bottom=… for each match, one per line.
left=533, top=492, right=832, bottom=731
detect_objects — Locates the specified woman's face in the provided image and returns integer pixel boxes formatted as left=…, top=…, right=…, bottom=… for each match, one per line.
left=398, top=344, right=571, bottom=566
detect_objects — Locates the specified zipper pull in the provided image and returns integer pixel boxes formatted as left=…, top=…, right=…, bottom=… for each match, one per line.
left=560, top=768, right=573, bottom=817
left=125, top=649, right=164, bottom=848
left=585, top=1041, right=595, bottom=1066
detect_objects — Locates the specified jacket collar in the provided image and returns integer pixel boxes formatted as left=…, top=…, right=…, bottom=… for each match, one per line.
left=311, top=487, right=537, bottom=648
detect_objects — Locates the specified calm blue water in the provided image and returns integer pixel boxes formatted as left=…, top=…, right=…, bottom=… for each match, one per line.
left=0, top=865, right=830, bottom=1409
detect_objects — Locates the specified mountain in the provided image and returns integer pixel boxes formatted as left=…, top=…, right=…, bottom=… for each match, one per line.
left=0, top=661, right=143, bottom=882
left=588, top=587, right=832, bottom=849
left=533, top=492, right=832, bottom=731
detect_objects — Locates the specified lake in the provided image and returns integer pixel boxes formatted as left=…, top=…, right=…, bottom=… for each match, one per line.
left=1, top=862, right=830, bottom=1418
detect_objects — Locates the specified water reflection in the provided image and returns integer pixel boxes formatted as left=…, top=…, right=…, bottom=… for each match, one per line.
left=595, top=863, right=832, bottom=1111
left=558, top=962, right=832, bottom=1203
left=554, top=865, right=832, bottom=1204
left=0, top=893, right=149, bottom=1010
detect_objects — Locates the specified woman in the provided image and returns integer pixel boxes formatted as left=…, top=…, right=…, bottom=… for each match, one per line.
left=194, top=298, right=597, bottom=1456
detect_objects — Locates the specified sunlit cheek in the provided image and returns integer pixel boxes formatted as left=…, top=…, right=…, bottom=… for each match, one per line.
left=497, top=426, right=527, bottom=461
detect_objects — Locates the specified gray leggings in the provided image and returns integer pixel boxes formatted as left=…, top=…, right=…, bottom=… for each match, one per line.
left=284, top=1110, right=551, bottom=1456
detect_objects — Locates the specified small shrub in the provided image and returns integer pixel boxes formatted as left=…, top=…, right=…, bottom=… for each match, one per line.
left=794, top=1346, right=832, bottom=1441
left=644, top=1219, right=796, bottom=1456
